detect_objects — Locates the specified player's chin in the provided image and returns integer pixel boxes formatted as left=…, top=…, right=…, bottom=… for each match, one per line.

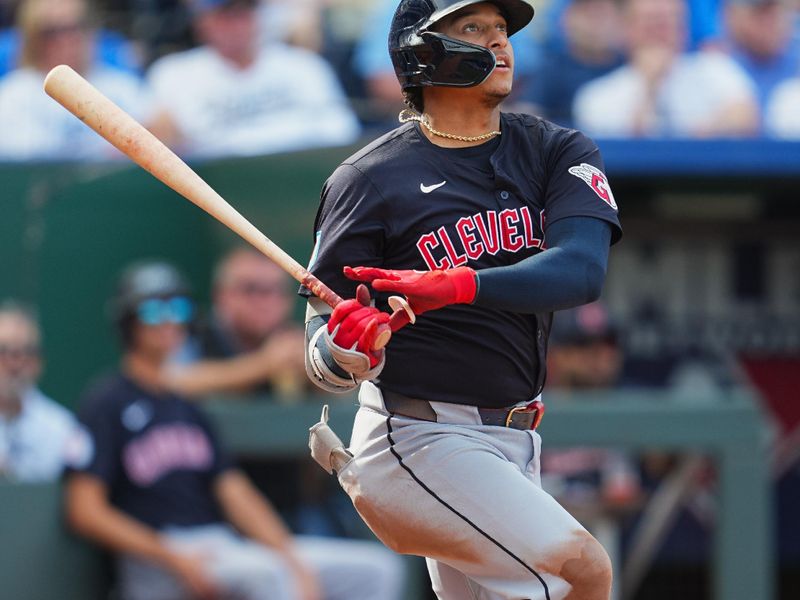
left=481, top=84, right=513, bottom=108
left=482, top=72, right=513, bottom=96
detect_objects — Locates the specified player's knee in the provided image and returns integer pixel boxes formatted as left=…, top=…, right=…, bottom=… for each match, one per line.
left=561, top=536, right=613, bottom=598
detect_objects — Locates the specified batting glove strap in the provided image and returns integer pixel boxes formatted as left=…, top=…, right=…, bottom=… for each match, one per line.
left=306, top=321, right=357, bottom=393
left=305, top=319, right=385, bottom=393
left=325, top=324, right=385, bottom=381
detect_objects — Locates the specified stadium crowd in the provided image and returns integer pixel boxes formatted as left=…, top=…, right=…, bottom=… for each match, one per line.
left=0, top=0, right=799, bottom=160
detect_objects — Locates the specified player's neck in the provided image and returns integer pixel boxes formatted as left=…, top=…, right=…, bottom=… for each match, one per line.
left=123, top=352, right=169, bottom=395
left=418, top=101, right=502, bottom=148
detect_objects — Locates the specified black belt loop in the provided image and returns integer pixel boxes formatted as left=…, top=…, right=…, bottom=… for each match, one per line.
left=379, top=388, right=544, bottom=431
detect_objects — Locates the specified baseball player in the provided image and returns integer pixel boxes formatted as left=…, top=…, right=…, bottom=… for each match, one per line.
left=303, top=1, right=622, bottom=599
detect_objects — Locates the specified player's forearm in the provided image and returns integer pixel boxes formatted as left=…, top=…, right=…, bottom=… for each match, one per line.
left=475, top=216, right=611, bottom=313
left=65, top=474, right=174, bottom=565
left=214, top=470, right=295, bottom=552
left=165, top=355, right=276, bottom=397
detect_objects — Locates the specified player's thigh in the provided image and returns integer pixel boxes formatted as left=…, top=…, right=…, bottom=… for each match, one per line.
left=341, top=421, right=587, bottom=591
left=294, top=535, right=405, bottom=600
left=206, top=536, right=294, bottom=600
left=116, top=554, right=189, bottom=600
left=165, top=526, right=293, bottom=600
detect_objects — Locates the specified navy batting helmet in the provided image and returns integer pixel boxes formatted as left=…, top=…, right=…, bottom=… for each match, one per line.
left=389, top=0, right=535, bottom=90
left=110, top=261, right=193, bottom=344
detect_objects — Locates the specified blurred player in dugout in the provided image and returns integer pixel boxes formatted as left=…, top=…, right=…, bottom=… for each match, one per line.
left=162, top=248, right=348, bottom=539
left=63, top=260, right=403, bottom=600
left=165, top=246, right=307, bottom=399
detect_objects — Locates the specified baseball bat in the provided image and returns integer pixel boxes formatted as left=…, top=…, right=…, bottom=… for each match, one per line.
left=43, top=64, right=399, bottom=348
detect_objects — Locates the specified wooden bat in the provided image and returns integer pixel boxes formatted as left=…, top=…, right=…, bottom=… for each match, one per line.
left=43, top=64, right=401, bottom=348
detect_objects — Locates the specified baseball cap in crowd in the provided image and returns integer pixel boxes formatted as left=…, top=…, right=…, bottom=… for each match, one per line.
left=189, top=0, right=257, bottom=15
left=550, top=302, right=618, bottom=347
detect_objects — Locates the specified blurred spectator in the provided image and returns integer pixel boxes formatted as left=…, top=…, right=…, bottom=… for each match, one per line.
left=573, top=0, right=759, bottom=138
left=163, top=248, right=353, bottom=541
left=0, top=301, right=77, bottom=482
left=0, top=27, right=143, bottom=78
left=542, top=0, right=724, bottom=51
left=166, top=247, right=306, bottom=398
left=524, top=0, right=625, bottom=127
left=0, top=0, right=157, bottom=160
left=543, top=302, right=640, bottom=512
left=766, top=75, right=800, bottom=138
left=258, top=0, right=324, bottom=51
left=723, top=0, right=800, bottom=120
left=64, top=260, right=404, bottom=600
left=547, top=301, right=624, bottom=392
left=146, top=0, right=360, bottom=158
left=94, top=0, right=194, bottom=67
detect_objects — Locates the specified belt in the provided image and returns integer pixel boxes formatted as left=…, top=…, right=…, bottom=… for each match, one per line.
left=380, top=389, right=545, bottom=431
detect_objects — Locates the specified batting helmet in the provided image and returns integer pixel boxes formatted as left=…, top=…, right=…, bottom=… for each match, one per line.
left=389, top=0, right=535, bottom=90
left=110, top=261, right=193, bottom=344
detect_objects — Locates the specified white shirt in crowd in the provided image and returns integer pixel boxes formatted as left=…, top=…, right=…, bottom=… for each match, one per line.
left=766, top=79, right=800, bottom=139
left=0, top=387, right=77, bottom=482
left=147, top=43, right=361, bottom=159
left=573, top=52, right=757, bottom=138
left=0, top=66, right=155, bottom=161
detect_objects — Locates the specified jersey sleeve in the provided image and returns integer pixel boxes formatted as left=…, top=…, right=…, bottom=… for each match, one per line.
left=68, top=388, right=122, bottom=485
left=543, top=130, right=622, bottom=244
left=301, top=164, right=389, bottom=300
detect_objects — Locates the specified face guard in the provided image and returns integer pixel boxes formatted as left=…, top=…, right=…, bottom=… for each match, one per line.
left=389, top=0, right=535, bottom=89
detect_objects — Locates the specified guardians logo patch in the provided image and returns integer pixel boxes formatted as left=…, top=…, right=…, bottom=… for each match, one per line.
left=568, top=163, right=618, bottom=210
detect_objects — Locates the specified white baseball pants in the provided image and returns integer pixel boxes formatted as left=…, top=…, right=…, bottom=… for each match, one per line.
left=117, top=524, right=404, bottom=600
left=337, top=382, right=595, bottom=600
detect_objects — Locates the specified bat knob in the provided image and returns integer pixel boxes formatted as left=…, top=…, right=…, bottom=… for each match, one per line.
left=388, top=296, right=415, bottom=324
left=373, top=324, right=392, bottom=350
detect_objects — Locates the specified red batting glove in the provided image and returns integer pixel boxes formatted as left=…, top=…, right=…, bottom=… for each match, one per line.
left=327, top=284, right=390, bottom=368
left=344, top=266, right=478, bottom=316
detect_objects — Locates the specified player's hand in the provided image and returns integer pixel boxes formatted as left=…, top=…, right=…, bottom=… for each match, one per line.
left=344, top=266, right=478, bottom=317
left=287, top=557, right=323, bottom=600
left=166, top=551, right=219, bottom=600
left=326, top=284, right=390, bottom=375
left=257, top=328, right=306, bottom=377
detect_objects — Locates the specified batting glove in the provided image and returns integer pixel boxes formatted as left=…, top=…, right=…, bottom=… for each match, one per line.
left=326, top=284, right=390, bottom=376
left=344, top=266, right=478, bottom=321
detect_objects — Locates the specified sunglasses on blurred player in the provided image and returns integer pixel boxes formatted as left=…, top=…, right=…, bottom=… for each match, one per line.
left=136, top=297, right=194, bottom=326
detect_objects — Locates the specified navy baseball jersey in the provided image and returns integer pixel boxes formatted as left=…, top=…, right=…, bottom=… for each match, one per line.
left=303, top=113, right=622, bottom=408
left=68, top=372, right=232, bottom=529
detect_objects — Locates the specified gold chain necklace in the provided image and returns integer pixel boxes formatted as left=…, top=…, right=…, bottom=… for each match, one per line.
left=399, top=109, right=501, bottom=143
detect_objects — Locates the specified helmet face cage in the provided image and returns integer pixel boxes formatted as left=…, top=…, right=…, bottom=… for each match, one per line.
left=389, top=0, right=534, bottom=92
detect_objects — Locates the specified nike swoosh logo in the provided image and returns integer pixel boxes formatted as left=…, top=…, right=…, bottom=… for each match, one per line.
left=420, top=181, right=447, bottom=194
